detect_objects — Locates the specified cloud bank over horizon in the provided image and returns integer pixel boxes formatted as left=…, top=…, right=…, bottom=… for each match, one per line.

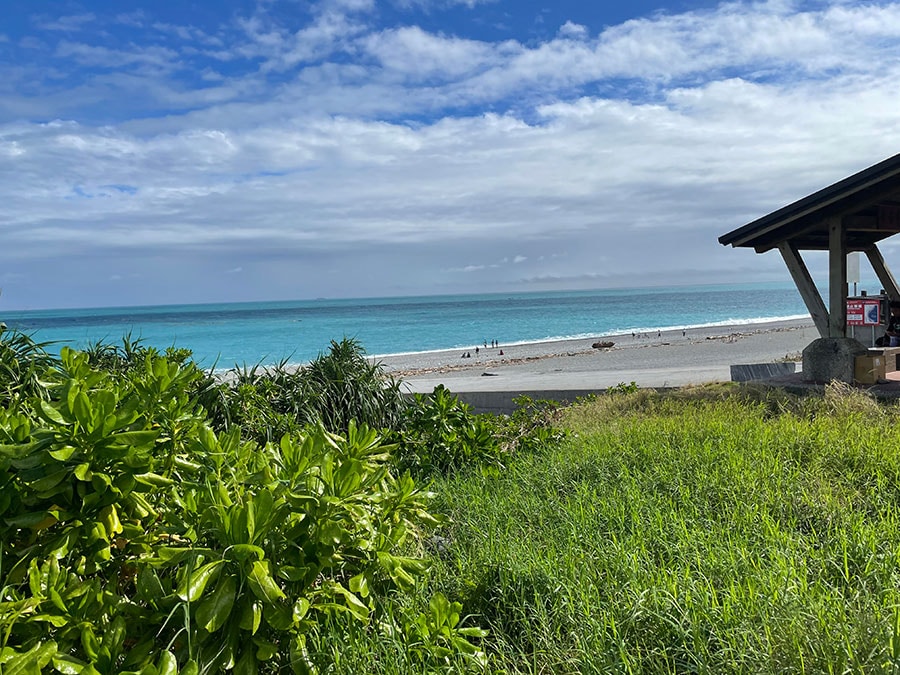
left=2, top=0, right=900, bottom=309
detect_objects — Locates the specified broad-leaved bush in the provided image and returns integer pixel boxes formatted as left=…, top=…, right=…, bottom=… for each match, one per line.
left=0, top=342, right=485, bottom=674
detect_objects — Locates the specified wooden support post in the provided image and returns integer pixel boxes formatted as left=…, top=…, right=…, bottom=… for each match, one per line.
left=827, top=217, right=847, bottom=337
left=865, top=246, right=900, bottom=301
left=779, top=241, right=829, bottom=337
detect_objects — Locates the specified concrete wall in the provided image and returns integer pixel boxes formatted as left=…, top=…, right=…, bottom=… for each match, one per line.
left=729, top=362, right=798, bottom=382
left=406, top=364, right=799, bottom=414
left=405, top=389, right=605, bottom=415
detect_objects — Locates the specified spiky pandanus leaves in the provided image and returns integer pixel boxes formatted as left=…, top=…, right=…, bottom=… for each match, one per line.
left=303, top=338, right=407, bottom=434
left=213, top=338, right=408, bottom=443
left=0, top=326, right=57, bottom=406
left=83, top=332, right=195, bottom=376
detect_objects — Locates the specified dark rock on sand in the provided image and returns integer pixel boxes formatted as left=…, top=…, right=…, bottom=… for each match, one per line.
left=592, top=341, right=615, bottom=349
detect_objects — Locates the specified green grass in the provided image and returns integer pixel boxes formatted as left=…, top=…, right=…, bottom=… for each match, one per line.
left=424, top=383, right=900, bottom=673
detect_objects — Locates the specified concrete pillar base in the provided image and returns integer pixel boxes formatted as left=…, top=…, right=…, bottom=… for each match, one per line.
left=801, top=337, right=867, bottom=384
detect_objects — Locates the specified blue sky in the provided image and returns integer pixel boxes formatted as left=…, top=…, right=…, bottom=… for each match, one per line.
left=2, top=0, right=900, bottom=309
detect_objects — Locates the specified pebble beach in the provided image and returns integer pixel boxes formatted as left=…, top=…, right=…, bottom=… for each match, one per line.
left=377, top=318, right=820, bottom=393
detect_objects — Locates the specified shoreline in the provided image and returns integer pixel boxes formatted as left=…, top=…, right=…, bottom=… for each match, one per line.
left=376, top=317, right=821, bottom=393
left=367, top=314, right=811, bottom=363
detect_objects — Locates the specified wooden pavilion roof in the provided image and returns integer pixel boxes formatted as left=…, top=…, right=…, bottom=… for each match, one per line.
left=719, top=152, right=900, bottom=253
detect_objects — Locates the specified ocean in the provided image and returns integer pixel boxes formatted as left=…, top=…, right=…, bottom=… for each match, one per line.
left=2, top=283, right=810, bottom=370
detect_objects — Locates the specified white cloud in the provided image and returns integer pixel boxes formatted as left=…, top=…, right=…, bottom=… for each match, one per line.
left=115, top=12, right=147, bottom=28
left=324, top=0, right=376, bottom=11
left=558, top=21, right=588, bottom=39
left=443, top=0, right=900, bottom=108
left=35, top=13, right=96, bottom=32
left=392, top=0, right=497, bottom=8
left=18, top=36, right=44, bottom=50
left=233, top=9, right=370, bottom=72
left=362, top=26, right=501, bottom=80
left=56, top=41, right=180, bottom=71
left=152, top=22, right=195, bottom=42
left=3, top=0, right=900, bottom=307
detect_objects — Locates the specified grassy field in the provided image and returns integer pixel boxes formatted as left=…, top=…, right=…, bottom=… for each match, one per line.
left=423, top=383, right=900, bottom=673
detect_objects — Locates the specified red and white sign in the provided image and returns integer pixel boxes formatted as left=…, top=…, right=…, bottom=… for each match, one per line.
left=847, top=299, right=881, bottom=326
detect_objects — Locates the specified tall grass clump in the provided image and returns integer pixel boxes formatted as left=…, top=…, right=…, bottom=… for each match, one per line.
left=427, top=384, right=900, bottom=673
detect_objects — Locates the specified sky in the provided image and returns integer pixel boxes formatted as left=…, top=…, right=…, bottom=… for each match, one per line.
left=2, top=0, right=900, bottom=310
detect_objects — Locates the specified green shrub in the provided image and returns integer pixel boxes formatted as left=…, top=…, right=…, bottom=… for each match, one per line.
left=0, top=347, right=484, bottom=674
left=394, top=387, right=565, bottom=479
left=500, top=395, right=567, bottom=456
left=393, top=385, right=502, bottom=478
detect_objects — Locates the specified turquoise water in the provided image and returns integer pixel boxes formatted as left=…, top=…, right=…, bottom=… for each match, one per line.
left=2, top=283, right=809, bottom=369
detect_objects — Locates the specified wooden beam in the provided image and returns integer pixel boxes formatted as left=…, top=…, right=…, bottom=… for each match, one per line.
left=843, top=215, right=878, bottom=229
left=865, top=245, right=900, bottom=301
left=828, top=216, right=847, bottom=338
left=726, top=175, right=900, bottom=249
left=778, top=241, right=829, bottom=337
